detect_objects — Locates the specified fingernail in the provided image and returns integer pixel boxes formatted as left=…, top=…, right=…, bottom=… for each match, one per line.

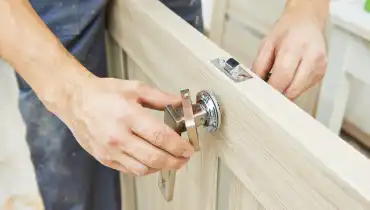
left=182, top=150, right=194, bottom=157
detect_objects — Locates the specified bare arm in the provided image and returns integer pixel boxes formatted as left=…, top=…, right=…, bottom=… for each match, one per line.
left=0, top=0, right=194, bottom=175
left=286, top=0, right=330, bottom=30
left=0, top=0, right=90, bottom=111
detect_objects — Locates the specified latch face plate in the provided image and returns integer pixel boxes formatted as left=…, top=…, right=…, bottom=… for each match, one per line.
left=211, top=57, right=253, bottom=82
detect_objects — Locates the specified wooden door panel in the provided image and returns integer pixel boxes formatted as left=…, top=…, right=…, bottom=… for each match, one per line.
left=217, top=161, right=266, bottom=210
left=106, top=0, right=370, bottom=209
left=228, top=177, right=265, bottom=210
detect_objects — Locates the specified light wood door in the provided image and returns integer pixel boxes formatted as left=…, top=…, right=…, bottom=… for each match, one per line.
left=106, top=0, right=370, bottom=209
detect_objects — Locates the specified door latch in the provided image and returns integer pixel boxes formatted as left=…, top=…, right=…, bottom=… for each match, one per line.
left=211, top=57, right=253, bottom=83
left=158, top=89, right=221, bottom=202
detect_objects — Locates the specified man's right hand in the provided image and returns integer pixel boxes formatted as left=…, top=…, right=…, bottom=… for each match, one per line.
left=0, top=0, right=193, bottom=177
left=52, top=76, right=194, bottom=176
left=0, top=0, right=194, bottom=177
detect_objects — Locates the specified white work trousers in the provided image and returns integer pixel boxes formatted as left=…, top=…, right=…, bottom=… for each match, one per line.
left=0, top=59, right=43, bottom=209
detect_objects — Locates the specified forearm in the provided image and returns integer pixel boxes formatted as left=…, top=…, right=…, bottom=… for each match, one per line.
left=0, top=0, right=92, bottom=111
left=285, top=0, right=330, bottom=29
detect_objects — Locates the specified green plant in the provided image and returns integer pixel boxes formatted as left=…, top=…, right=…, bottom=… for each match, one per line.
left=366, top=0, right=370, bottom=12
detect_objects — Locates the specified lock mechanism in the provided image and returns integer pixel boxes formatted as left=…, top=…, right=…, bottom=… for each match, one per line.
left=158, top=89, right=221, bottom=202
left=211, top=57, right=253, bottom=83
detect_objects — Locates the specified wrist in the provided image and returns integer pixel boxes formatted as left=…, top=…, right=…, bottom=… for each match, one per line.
left=285, top=0, right=329, bottom=30
left=38, top=55, right=97, bottom=116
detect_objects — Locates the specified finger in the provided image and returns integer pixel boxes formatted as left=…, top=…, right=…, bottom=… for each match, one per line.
left=90, top=145, right=133, bottom=174
left=103, top=160, right=132, bottom=174
left=142, top=168, right=159, bottom=176
left=251, top=39, right=275, bottom=80
left=117, top=131, right=190, bottom=170
left=129, top=107, right=195, bottom=158
left=267, top=51, right=301, bottom=93
left=107, top=160, right=158, bottom=176
left=136, top=83, right=181, bottom=110
left=283, top=65, right=310, bottom=100
left=284, top=56, right=324, bottom=100
left=108, top=150, right=153, bottom=176
left=113, top=151, right=161, bottom=175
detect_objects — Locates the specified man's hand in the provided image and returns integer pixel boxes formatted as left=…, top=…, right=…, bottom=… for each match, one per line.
left=0, top=1, right=194, bottom=176
left=252, top=0, right=329, bottom=100
left=54, top=77, right=194, bottom=176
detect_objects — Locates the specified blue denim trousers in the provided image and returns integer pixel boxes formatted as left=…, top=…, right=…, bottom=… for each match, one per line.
left=16, top=1, right=203, bottom=210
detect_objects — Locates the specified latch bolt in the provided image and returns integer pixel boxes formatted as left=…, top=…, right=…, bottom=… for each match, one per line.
left=211, top=57, right=253, bottom=82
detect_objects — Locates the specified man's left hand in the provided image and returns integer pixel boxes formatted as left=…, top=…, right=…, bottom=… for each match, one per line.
left=252, top=2, right=328, bottom=100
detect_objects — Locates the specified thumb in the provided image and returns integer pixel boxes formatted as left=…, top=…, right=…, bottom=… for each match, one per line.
left=136, top=84, right=181, bottom=110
